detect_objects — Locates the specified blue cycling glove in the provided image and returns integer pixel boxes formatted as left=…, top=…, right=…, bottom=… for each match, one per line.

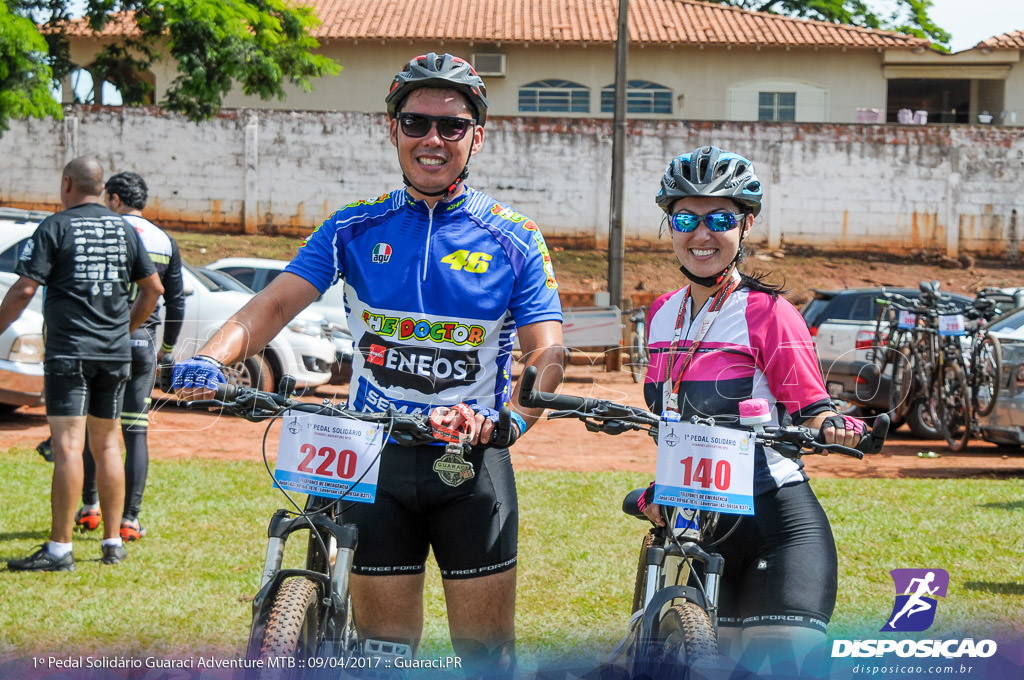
left=171, top=355, right=227, bottom=391
left=469, top=404, right=526, bottom=447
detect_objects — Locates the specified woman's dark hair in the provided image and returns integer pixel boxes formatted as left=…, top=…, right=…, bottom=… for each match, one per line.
left=105, top=172, right=148, bottom=210
left=739, top=270, right=787, bottom=298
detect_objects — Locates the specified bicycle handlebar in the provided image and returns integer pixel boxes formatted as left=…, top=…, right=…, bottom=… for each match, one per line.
left=518, top=366, right=889, bottom=459
left=159, top=363, right=515, bottom=447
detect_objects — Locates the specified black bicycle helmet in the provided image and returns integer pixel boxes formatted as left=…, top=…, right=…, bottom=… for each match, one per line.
left=385, top=52, right=489, bottom=125
left=656, top=146, right=763, bottom=216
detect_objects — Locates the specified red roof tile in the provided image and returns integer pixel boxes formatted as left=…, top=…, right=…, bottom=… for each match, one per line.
left=977, top=30, right=1024, bottom=50
left=63, top=0, right=931, bottom=49
left=307, top=0, right=931, bottom=49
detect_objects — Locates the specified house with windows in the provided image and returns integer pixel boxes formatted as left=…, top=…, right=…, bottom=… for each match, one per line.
left=63, top=0, right=1023, bottom=126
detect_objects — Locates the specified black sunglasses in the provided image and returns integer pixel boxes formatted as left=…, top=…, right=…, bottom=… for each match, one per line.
left=397, top=112, right=475, bottom=142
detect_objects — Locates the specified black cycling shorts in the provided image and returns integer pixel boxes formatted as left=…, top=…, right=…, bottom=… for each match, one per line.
left=345, top=444, right=518, bottom=580
left=44, top=358, right=131, bottom=419
left=713, top=481, right=837, bottom=633
left=123, top=330, right=157, bottom=429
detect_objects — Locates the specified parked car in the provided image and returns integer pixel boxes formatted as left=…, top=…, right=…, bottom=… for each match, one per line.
left=0, top=207, right=334, bottom=395
left=170, top=263, right=335, bottom=391
left=801, top=287, right=972, bottom=432
left=0, top=273, right=45, bottom=412
left=205, top=257, right=354, bottom=382
left=976, top=307, right=1024, bottom=447
left=0, top=209, right=49, bottom=412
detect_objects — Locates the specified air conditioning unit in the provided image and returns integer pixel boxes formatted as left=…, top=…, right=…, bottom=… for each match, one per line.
left=472, top=53, right=507, bottom=77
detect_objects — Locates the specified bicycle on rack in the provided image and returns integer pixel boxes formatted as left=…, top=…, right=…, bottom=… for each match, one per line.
left=517, top=366, right=889, bottom=678
left=178, top=375, right=514, bottom=677
left=626, top=306, right=650, bottom=383
left=964, top=289, right=1005, bottom=420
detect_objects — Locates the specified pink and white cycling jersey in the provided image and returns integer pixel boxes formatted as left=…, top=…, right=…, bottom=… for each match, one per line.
left=644, top=283, right=832, bottom=493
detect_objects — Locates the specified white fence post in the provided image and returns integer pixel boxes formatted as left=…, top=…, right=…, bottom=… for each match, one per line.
left=243, top=111, right=259, bottom=234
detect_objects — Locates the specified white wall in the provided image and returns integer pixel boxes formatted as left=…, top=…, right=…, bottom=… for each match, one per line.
left=1, top=106, right=1022, bottom=258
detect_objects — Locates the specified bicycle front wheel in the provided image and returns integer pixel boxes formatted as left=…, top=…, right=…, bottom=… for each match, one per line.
left=637, top=602, right=719, bottom=678
left=628, top=332, right=649, bottom=383
left=932, top=358, right=972, bottom=452
left=972, top=335, right=1002, bottom=417
left=256, top=577, right=322, bottom=678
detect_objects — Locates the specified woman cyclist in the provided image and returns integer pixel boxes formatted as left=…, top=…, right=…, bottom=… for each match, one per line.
left=638, top=145, right=866, bottom=675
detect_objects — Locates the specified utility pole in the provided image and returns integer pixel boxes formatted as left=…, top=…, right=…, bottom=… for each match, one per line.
left=608, top=0, right=628, bottom=310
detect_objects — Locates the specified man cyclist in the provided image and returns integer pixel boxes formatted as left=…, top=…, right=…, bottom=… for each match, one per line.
left=172, top=53, right=564, bottom=673
left=74, top=171, right=186, bottom=541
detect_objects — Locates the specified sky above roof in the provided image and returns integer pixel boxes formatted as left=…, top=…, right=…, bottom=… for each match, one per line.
left=928, top=0, right=1023, bottom=52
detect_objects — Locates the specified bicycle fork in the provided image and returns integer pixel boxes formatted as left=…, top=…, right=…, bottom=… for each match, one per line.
left=641, top=540, right=725, bottom=635
left=249, top=510, right=360, bottom=654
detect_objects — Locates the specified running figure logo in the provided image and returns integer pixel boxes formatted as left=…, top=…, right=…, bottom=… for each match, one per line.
left=881, top=568, right=949, bottom=632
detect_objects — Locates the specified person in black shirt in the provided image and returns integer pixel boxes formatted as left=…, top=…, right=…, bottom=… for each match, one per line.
left=0, top=157, right=163, bottom=571
left=73, top=171, right=186, bottom=542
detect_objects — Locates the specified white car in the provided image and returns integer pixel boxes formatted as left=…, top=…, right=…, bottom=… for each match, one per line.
left=205, top=257, right=354, bottom=382
left=172, top=264, right=335, bottom=390
left=0, top=210, right=48, bottom=411
left=0, top=207, right=334, bottom=396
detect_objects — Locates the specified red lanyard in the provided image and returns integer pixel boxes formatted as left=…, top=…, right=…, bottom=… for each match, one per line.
left=665, top=275, right=740, bottom=410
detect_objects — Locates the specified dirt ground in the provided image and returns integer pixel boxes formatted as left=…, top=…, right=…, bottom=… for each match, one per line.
left=2, top=250, right=1023, bottom=478
left=2, top=360, right=1022, bottom=480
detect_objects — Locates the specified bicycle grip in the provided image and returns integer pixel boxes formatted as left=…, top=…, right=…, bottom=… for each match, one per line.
left=215, top=382, right=238, bottom=401
left=518, top=365, right=599, bottom=412
left=858, top=413, right=890, bottom=455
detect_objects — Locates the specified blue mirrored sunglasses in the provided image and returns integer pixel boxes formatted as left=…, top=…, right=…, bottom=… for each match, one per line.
left=670, top=211, right=742, bottom=233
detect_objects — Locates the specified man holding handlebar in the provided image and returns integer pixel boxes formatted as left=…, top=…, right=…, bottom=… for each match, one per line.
left=172, top=52, right=564, bottom=674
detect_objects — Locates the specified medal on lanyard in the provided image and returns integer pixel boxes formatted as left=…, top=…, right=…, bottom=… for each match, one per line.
left=433, top=436, right=475, bottom=487
left=664, top=275, right=740, bottom=413
left=431, top=403, right=476, bottom=487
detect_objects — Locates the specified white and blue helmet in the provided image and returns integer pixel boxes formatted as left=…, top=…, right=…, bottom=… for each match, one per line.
left=656, top=146, right=763, bottom=217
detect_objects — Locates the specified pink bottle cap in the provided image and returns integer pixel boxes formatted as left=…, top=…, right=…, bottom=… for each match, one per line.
left=739, top=398, right=771, bottom=426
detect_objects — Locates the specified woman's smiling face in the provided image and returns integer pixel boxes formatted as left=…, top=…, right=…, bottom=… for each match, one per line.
left=669, top=196, right=751, bottom=280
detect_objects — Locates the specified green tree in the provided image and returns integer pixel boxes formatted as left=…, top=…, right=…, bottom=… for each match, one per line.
left=709, top=0, right=951, bottom=48
left=0, top=0, right=339, bottom=132
left=0, top=1, right=62, bottom=132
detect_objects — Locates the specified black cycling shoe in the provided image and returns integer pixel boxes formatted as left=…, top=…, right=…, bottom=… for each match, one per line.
left=8, top=545, right=75, bottom=572
left=101, top=544, right=127, bottom=565
left=35, top=438, right=53, bottom=463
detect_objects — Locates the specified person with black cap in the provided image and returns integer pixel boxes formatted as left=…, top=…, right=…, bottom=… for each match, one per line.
left=171, top=53, right=565, bottom=673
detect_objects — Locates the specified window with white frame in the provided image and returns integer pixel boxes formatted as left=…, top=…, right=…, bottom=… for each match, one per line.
left=758, top=92, right=796, bottom=121
left=727, top=80, right=828, bottom=122
left=600, top=80, right=672, bottom=114
left=518, top=80, right=590, bottom=113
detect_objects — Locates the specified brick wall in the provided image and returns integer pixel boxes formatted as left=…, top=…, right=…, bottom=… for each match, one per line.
left=1, top=106, right=1022, bottom=257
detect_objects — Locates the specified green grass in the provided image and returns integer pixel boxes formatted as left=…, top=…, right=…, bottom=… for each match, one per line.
left=0, top=449, right=1021, bottom=668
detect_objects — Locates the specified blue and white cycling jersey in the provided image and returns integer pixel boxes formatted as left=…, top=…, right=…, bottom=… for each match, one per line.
left=286, top=187, right=562, bottom=414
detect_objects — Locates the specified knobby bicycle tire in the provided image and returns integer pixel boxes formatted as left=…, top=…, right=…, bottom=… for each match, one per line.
left=257, top=577, right=322, bottom=679
left=631, top=533, right=655, bottom=613
left=972, top=335, right=1002, bottom=417
left=933, top=358, right=972, bottom=452
left=629, top=331, right=649, bottom=384
left=636, top=602, right=719, bottom=679
left=628, top=332, right=642, bottom=383
left=888, top=346, right=914, bottom=422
